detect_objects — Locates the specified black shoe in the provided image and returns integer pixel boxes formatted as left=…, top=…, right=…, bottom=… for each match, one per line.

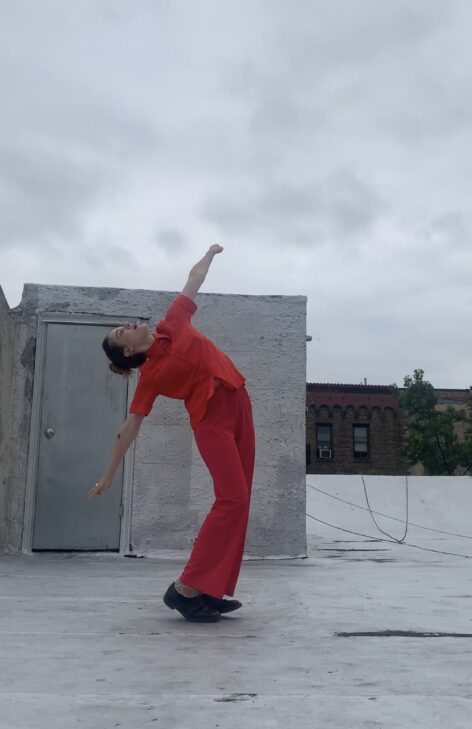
left=163, top=583, right=220, bottom=623
left=201, top=594, right=243, bottom=614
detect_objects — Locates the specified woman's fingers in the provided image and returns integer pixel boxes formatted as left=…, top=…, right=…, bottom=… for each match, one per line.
left=88, top=480, right=109, bottom=498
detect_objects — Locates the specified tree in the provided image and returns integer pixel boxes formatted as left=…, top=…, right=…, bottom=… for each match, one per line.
left=393, top=369, right=472, bottom=475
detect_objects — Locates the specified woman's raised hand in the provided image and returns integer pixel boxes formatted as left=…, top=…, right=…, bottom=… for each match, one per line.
left=208, top=244, right=223, bottom=255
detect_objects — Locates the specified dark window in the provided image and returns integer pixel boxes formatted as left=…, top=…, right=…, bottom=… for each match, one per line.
left=316, top=424, right=333, bottom=459
left=353, top=425, right=369, bottom=458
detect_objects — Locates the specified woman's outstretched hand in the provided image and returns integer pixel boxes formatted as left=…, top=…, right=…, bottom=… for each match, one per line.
left=88, top=476, right=112, bottom=499
left=208, top=244, right=223, bottom=255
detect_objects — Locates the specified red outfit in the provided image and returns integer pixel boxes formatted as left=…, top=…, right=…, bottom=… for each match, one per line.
left=130, top=294, right=245, bottom=428
left=130, top=294, right=255, bottom=598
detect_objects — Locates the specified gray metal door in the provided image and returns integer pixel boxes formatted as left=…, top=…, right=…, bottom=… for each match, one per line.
left=32, top=322, right=128, bottom=550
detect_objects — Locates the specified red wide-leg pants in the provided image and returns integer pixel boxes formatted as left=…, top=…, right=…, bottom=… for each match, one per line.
left=179, top=384, right=255, bottom=599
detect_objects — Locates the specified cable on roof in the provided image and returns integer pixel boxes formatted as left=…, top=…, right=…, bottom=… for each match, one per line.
left=307, top=480, right=472, bottom=540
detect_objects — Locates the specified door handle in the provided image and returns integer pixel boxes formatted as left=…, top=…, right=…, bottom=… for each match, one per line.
left=45, top=427, right=55, bottom=439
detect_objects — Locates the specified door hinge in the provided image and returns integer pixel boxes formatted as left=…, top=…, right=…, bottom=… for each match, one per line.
left=119, top=503, right=124, bottom=519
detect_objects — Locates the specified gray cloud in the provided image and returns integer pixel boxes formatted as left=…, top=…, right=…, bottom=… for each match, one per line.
left=425, top=211, right=471, bottom=248
left=154, top=229, right=187, bottom=254
left=202, top=170, right=385, bottom=248
left=0, top=143, right=102, bottom=249
left=202, top=183, right=322, bottom=243
left=1, top=0, right=472, bottom=387
left=78, top=237, right=138, bottom=269
left=0, top=29, right=157, bottom=251
left=289, top=1, right=451, bottom=67
left=249, top=94, right=328, bottom=138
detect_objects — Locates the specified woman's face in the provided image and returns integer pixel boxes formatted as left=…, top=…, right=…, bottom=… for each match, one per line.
left=107, top=323, right=151, bottom=356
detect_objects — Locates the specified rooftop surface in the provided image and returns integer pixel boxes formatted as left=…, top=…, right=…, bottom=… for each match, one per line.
left=1, top=475, right=471, bottom=728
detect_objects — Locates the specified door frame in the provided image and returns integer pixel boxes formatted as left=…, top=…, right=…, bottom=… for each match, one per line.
left=22, top=312, right=145, bottom=555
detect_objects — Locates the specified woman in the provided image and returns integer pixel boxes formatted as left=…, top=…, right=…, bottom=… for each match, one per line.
left=89, top=245, right=255, bottom=623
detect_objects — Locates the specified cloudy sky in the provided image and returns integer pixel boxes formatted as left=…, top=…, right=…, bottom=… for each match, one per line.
left=1, top=0, right=471, bottom=387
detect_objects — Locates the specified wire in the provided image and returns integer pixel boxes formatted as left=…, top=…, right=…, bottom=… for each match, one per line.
left=307, top=482, right=472, bottom=540
left=306, top=512, right=472, bottom=559
left=403, top=542, right=472, bottom=559
left=306, top=510, right=472, bottom=560
left=361, top=474, right=408, bottom=543
left=306, top=513, right=385, bottom=542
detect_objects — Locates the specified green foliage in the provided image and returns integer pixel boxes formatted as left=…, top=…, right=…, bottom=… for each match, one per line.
left=399, top=369, right=472, bottom=475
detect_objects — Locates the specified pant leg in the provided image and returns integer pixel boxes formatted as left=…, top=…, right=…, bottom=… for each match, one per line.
left=180, top=387, right=251, bottom=598
left=236, top=386, right=256, bottom=490
left=224, top=386, right=256, bottom=595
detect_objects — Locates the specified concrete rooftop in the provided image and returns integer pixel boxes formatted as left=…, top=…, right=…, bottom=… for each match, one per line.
left=1, top=475, right=472, bottom=728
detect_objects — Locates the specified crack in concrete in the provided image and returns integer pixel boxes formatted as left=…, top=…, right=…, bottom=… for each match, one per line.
left=336, top=630, right=472, bottom=638
left=214, top=693, right=258, bottom=703
left=317, top=549, right=389, bottom=552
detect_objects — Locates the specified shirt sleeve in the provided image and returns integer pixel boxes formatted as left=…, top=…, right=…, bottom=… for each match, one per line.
left=129, top=376, right=159, bottom=417
left=165, top=294, right=197, bottom=324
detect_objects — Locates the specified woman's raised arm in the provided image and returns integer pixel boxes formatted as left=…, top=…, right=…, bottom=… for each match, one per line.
left=181, top=244, right=223, bottom=301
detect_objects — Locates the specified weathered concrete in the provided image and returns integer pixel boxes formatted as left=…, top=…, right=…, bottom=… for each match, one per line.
left=1, top=477, right=471, bottom=729
left=2, top=289, right=37, bottom=553
left=306, top=474, right=472, bottom=543
left=6, top=285, right=307, bottom=558
left=0, top=287, right=15, bottom=551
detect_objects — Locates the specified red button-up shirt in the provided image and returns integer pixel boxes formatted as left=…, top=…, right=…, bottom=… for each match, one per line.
left=129, top=294, right=246, bottom=429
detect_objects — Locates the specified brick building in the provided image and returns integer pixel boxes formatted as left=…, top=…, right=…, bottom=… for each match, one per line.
left=306, top=383, right=472, bottom=475
left=306, top=383, right=404, bottom=475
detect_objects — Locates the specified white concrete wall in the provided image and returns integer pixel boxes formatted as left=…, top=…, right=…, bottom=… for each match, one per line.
left=8, top=284, right=307, bottom=558
left=306, top=474, right=472, bottom=547
left=0, top=287, right=15, bottom=551
left=132, top=293, right=307, bottom=558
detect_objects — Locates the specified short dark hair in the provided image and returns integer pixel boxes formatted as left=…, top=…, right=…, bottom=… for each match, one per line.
left=102, top=335, right=146, bottom=376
